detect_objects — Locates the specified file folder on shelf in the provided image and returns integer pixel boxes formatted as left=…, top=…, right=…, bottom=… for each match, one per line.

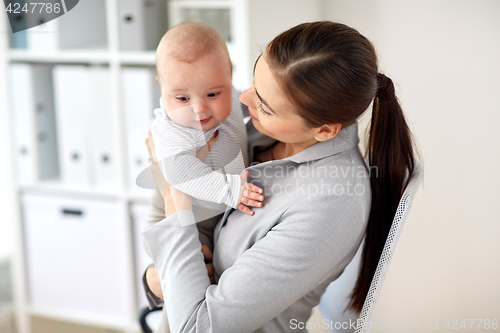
left=57, top=0, right=108, bottom=50
left=122, top=67, right=158, bottom=193
left=53, top=65, right=92, bottom=186
left=22, top=0, right=107, bottom=51
left=86, top=67, right=120, bottom=189
left=53, top=65, right=119, bottom=189
left=9, top=63, right=59, bottom=184
left=117, top=0, right=168, bottom=51
left=26, top=14, right=59, bottom=51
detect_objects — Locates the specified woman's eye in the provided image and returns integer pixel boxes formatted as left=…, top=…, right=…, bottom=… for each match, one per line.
left=258, top=101, right=271, bottom=117
left=176, top=96, right=190, bottom=102
left=207, top=92, right=220, bottom=98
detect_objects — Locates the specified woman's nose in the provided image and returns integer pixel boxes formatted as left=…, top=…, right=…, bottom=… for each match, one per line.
left=239, top=87, right=253, bottom=107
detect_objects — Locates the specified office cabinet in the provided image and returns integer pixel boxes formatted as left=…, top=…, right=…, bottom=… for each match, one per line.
left=22, top=194, right=131, bottom=320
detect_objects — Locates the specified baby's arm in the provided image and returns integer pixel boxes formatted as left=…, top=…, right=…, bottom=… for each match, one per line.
left=152, top=119, right=264, bottom=212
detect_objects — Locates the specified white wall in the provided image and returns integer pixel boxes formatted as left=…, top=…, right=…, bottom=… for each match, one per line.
left=321, top=0, right=500, bottom=327
left=247, top=0, right=324, bottom=65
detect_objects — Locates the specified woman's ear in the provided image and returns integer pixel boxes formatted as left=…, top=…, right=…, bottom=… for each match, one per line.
left=312, top=123, right=342, bottom=142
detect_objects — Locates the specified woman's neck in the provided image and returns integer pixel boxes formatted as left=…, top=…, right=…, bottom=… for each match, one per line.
left=273, top=138, right=318, bottom=160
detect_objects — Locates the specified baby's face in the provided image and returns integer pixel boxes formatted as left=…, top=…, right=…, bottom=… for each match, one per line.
left=157, top=48, right=232, bottom=130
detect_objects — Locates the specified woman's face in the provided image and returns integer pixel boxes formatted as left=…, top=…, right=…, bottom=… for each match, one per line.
left=239, top=55, right=316, bottom=144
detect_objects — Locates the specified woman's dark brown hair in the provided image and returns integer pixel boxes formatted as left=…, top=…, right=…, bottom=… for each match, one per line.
left=266, top=21, right=415, bottom=313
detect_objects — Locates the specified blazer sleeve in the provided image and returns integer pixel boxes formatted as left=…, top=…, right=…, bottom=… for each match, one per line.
left=141, top=189, right=166, bottom=257
left=142, top=189, right=221, bottom=255
left=142, top=195, right=367, bottom=333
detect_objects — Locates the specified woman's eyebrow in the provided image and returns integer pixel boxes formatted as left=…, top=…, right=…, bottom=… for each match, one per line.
left=253, top=53, right=262, bottom=75
left=255, top=88, right=276, bottom=114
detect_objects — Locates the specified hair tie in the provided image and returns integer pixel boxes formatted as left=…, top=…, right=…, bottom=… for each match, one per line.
left=376, top=73, right=395, bottom=101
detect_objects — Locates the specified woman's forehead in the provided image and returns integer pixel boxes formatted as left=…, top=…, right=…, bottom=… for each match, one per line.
left=254, top=56, right=295, bottom=116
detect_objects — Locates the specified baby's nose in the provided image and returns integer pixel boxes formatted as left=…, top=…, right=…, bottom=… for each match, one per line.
left=193, top=103, right=208, bottom=115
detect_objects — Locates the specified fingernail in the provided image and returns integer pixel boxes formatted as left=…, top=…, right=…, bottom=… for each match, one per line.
left=258, top=202, right=262, bottom=206
left=259, top=196, right=264, bottom=200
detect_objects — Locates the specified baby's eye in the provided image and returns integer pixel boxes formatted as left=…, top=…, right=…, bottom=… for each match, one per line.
left=207, top=92, right=220, bottom=98
left=176, top=96, right=190, bottom=102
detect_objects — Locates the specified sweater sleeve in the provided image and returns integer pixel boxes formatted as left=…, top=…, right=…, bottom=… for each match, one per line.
left=151, top=118, right=242, bottom=209
left=142, top=197, right=367, bottom=333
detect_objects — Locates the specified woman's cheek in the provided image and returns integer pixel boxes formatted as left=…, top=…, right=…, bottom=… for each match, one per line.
left=261, top=118, right=285, bottom=134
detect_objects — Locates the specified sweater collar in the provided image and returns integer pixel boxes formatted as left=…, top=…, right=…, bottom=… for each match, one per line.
left=247, top=121, right=360, bottom=165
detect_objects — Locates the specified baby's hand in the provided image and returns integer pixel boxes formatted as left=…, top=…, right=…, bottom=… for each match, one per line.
left=237, top=170, right=264, bottom=216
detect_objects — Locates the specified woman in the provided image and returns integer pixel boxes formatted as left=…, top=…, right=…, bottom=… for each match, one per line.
left=143, top=21, right=415, bottom=332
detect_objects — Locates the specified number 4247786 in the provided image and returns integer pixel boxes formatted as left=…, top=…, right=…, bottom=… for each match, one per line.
left=5, top=2, right=61, bottom=14
left=444, top=319, right=498, bottom=330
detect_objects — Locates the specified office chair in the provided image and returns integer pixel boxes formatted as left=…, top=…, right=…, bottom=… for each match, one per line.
left=319, top=163, right=422, bottom=333
left=354, top=163, right=422, bottom=333
left=139, top=305, right=163, bottom=333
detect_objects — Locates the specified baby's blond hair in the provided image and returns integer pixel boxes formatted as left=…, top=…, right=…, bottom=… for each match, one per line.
left=156, top=22, right=232, bottom=80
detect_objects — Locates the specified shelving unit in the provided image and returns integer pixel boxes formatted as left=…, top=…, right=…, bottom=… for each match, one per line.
left=2, top=1, right=161, bottom=331
left=1, top=1, right=323, bottom=332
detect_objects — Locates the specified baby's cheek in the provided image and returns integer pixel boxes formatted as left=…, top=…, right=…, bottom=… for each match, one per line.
left=215, top=102, right=232, bottom=120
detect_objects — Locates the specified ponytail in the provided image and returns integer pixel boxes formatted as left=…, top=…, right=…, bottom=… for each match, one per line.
left=348, top=73, right=415, bottom=313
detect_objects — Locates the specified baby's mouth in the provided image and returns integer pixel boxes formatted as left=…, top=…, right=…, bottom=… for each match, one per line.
left=198, top=117, right=212, bottom=124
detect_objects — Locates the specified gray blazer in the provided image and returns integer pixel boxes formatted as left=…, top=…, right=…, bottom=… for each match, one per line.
left=142, top=120, right=371, bottom=333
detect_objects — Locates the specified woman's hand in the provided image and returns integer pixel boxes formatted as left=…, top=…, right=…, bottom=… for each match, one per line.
left=146, top=244, right=216, bottom=300
left=146, top=129, right=170, bottom=200
left=196, top=130, right=219, bottom=162
left=201, top=245, right=216, bottom=284
left=146, top=129, right=192, bottom=216
left=145, top=264, right=163, bottom=299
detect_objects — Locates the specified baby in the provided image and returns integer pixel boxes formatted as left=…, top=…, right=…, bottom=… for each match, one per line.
left=142, top=23, right=265, bottom=329
left=149, top=22, right=264, bottom=228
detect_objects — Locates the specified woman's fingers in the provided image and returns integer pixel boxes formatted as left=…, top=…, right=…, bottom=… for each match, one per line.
left=201, top=245, right=215, bottom=282
left=147, top=128, right=159, bottom=162
left=146, top=126, right=171, bottom=191
left=207, top=129, right=219, bottom=146
left=201, top=245, right=213, bottom=261
left=196, top=130, right=219, bottom=162
left=206, top=262, right=214, bottom=276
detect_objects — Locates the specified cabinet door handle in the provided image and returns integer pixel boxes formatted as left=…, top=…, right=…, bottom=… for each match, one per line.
left=62, top=209, right=83, bottom=216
